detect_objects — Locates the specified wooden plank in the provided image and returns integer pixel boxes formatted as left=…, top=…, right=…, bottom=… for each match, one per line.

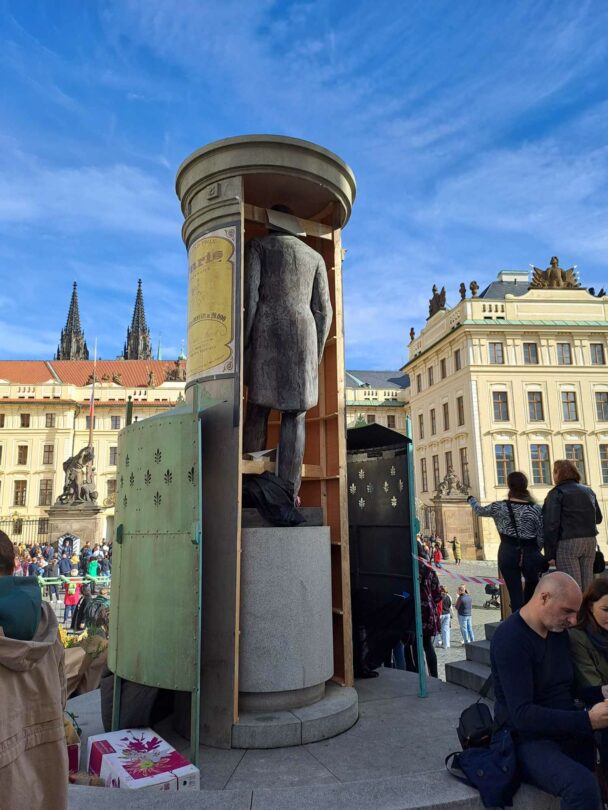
left=331, top=225, right=354, bottom=687
left=243, top=203, right=333, bottom=241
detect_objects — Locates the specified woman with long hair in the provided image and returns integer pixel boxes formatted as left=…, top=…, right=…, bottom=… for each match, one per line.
left=543, top=459, right=603, bottom=591
left=468, top=471, right=546, bottom=611
left=570, top=576, right=608, bottom=786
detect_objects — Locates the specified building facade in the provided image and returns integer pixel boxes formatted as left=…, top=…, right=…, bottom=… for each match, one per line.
left=0, top=360, right=186, bottom=546
left=404, top=269, right=608, bottom=559
left=345, top=370, right=410, bottom=434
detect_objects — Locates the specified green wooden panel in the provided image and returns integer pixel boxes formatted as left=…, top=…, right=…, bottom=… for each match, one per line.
left=108, top=406, right=200, bottom=691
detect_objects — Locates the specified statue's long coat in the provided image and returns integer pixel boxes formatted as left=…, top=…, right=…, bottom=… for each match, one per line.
left=244, top=234, right=332, bottom=412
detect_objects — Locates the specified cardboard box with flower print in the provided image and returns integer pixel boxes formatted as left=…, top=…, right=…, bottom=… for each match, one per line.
left=86, top=729, right=199, bottom=791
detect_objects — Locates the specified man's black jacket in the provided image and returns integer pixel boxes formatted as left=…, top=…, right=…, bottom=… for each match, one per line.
left=543, top=480, right=603, bottom=560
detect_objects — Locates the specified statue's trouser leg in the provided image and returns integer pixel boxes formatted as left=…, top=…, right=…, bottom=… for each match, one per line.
left=243, top=402, right=271, bottom=452
left=278, top=411, right=306, bottom=499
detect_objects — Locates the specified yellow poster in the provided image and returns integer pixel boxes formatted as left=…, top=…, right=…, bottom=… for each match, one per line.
left=187, top=226, right=236, bottom=380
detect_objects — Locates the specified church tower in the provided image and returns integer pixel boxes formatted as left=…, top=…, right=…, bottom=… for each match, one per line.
left=123, top=279, right=152, bottom=360
left=55, top=282, right=89, bottom=360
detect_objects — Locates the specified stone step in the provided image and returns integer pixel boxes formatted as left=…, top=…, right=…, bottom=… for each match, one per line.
left=465, top=639, right=491, bottom=667
left=445, top=659, right=493, bottom=698
left=485, top=621, right=500, bottom=641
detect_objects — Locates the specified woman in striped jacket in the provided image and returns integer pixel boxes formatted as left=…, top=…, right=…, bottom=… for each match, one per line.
left=467, top=471, right=546, bottom=611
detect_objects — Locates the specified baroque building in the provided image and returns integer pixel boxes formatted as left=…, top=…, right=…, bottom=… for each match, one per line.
left=403, top=263, right=608, bottom=560
left=0, top=360, right=186, bottom=545
left=345, top=370, right=409, bottom=434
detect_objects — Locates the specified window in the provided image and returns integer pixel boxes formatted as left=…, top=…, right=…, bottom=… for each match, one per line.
left=109, top=446, right=118, bottom=465
left=38, top=480, right=53, bottom=506
left=0, top=446, right=2, bottom=465
left=420, top=458, right=428, bottom=492
left=45, top=413, right=56, bottom=428
left=85, top=416, right=97, bottom=430
left=488, top=342, right=504, bottom=364
left=17, top=445, right=28, bottom=465
left=418, top=414, right=424, bottom=440
left=457, top=396, right=465, bottom=426
left=591, top=344, right=606, bottom=365
left=13, top=481, right=27, bottom=506
left=492, top=391, right=509, bottom=421
left=557, top=343, right=572, bottom=365
left=430, top=408, right=437, bottom=435
left=387, top=415, right=396, bottom=429
left=428, top=367, right=434, bottom=387
left=601, top=446, right=608, bottom=485
left=0, top=414, right=4, bottom=428
left=454, top=349, right=462, bottom=371
left=561, top=391, right=578, bottom=421
left=445, top=451, right=453, bottom=473
left=530, top=444, right=551, bottom=485
left=440, top=358, right=447, bottom=379
left=527, top=391, right=544, bottom=422
left=442, top=402, right=450, bottom=431
left=495, top=445, right=515, bottom=486
left=107, top=479, right=117, bottom=497
left=523, top=343, right=539, bottom=364
left=43, top=444, right=54, bottom=465
left=366, top=414, right=375, bottom=424
left=597, top=392, right=608, bottom=421
left=460, top=447, right=470, bottom=487
left=416, top=374, right=422, bottom=393
left=111, top=416, right=122, bottom=430
left=20, top=413, right=30, bottom=428
left=432, top=455, right=440, bottom=490
left=565, top=444, right=586, bottom=484
left=38, top=518, right=49, bottom=535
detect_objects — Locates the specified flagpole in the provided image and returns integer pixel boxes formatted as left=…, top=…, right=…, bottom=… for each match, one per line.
left=88, top=339, right=97, bottom=448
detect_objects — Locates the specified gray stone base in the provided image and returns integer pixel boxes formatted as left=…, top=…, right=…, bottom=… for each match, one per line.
left=231, top=683, right=358, bottom=749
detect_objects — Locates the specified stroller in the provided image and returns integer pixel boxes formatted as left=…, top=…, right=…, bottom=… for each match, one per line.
left=484, top=583, right=501, bottom=609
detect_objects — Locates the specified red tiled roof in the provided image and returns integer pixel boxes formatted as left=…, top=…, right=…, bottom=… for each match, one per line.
left=0, top=360, right=185, bottom=387
left=0, top=361, right=56, bottom=384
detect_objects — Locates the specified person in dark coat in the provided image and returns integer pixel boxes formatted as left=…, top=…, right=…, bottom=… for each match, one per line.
left=543, top=459, right=603, bottom=591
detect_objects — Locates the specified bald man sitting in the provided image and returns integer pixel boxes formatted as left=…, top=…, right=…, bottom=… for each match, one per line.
left=491, top=572, right=608, bottom=810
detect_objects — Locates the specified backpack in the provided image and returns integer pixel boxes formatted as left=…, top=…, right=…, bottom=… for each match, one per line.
left=447, top=676, right=520, bottom=808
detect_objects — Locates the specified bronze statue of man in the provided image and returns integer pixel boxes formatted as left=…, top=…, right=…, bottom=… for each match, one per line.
left=243, top=210, right=332, bottom=499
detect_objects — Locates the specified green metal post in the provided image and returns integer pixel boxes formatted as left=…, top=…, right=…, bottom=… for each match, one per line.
left=189, top=411, right=204, bottom=769
left=406, top=415, right=427, bottom=698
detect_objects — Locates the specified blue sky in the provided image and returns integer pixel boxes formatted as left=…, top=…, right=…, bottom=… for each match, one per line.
left=1, top=1, right=607, bottom=368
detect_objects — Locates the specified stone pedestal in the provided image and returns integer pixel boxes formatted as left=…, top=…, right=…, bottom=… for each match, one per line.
left=238, top=526, right=333, bottom=711
left=46, top=504, right=104, bottom=548
left=232, top=524, right=357, bottom=748
left=433, top=499, right=477, bottom=560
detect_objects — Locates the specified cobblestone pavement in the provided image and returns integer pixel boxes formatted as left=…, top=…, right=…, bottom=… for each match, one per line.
left=429, top=558, right=502, bottom=681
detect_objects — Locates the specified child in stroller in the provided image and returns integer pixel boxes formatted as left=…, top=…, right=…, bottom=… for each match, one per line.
left=484, top=583, right=500, bottom=609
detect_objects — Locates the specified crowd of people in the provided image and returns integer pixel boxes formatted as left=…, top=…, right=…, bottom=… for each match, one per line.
left=468, top=460, right=603, bottom=611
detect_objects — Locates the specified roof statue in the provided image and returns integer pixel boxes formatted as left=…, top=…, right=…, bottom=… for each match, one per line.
left=530, top=256, right=579, bottom=289
left=459, top=282, right=466, bottom=300
left=409, top=327, right=415, bottom=342
left=55, top=282, right=89, bottom=360
left=123, top=279, right=152, bottom=360
left=428, top=285, right=447, bottom=318
left=470, top=280, right=479, bottom=297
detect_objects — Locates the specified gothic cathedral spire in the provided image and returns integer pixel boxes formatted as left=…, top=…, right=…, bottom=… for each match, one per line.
left=55, top=282, right=89, bottom=360
left=123, top=279, right=152, bottom=360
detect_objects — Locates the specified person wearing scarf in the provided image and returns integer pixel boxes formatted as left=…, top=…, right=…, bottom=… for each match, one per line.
left=570, top=575, right=608, bottom=786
